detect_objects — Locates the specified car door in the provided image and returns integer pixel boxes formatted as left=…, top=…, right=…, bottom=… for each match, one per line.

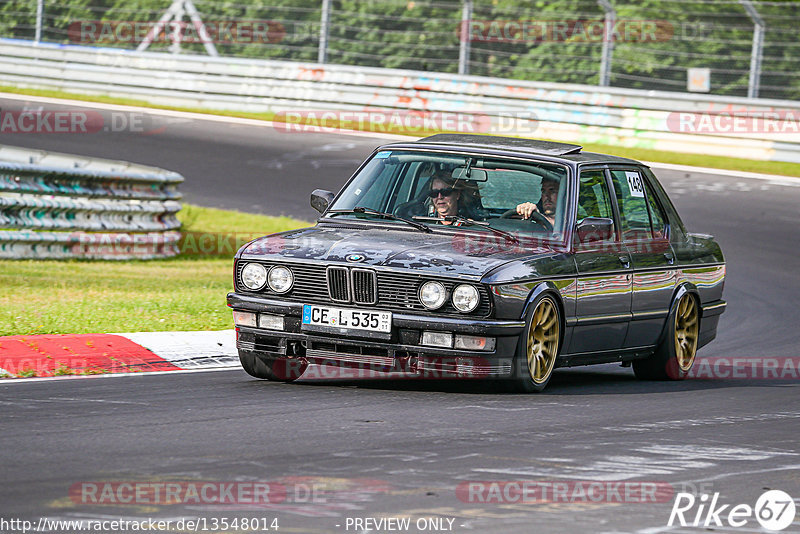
left=569, top=167, right=632, bottom=354
left=608, top=167, right=677, bottom=349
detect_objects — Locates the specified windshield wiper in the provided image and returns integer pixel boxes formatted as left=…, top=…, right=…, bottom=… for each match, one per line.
left=327, top=207, right=432, bottom=233
left=412, top=215, right=519, bottom=244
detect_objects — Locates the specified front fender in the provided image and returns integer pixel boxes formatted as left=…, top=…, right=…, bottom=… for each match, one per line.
left=657, top=283, right=700, bottom=345
left=520, top=281, right=565, bottom=321
left=519, top=282, right=568, bottom=351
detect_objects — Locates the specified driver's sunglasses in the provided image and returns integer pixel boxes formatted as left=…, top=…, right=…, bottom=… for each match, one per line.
left=427, top=187, right=455, bottom=198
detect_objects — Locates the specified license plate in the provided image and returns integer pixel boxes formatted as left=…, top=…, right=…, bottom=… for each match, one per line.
left=302, top=305, right=392, bottom=333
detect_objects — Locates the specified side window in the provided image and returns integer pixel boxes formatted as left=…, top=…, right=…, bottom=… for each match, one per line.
left=644, top=180, right=667, bottom=239
left=480, top=169, right=543, bottom=209
left=610, top=169, right=652, bottom=242
left=578, top=169, right=613, bottom=220
left=409, top=162, right=435, bottom=200
left=643, top=167, right=686, bottom=239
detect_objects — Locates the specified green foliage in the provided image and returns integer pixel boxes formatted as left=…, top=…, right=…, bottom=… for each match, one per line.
left=54, top=363, right=76, bottom=375
left=17, top=367, right=37, bottom=377
left=4, top=0, right=800, bottom=98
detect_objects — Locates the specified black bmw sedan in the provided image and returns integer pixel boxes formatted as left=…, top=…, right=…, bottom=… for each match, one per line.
left=227, top=134, right=726, bottom=392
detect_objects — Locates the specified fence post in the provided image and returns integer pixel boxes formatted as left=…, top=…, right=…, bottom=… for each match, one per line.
left=184, top=0, right=219, bottom=57
left=137, top=0, right=217, bottom=56
left=34, top=0, right=44, bottom=43
left=597, top=0, right=615, bottom=87
left=458, top=0, right=473, bottom=75
left=318, top=0, right=331, bottom=64
left=740, top=0, right=764, bottom=99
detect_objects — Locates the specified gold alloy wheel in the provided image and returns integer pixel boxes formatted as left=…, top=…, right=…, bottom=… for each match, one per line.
left=674, top=294, right=699, bottom=371
left=527, top=298, right=560, bottom=384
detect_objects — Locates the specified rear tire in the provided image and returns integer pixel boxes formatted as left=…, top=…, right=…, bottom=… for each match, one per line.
left=510, top=294, right=561, bottom=393
left=239, top=351, right=307, bottom=382
left=633, top=292, right=699, bottom=380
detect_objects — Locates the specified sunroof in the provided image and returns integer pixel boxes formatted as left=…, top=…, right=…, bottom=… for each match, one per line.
left=417, top=134, right=583, bottom=156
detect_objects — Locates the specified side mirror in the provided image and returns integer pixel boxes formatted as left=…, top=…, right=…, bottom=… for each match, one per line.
left=310, top=189, right=335, bottom=214
left=575, top=217, right=614, bottom=244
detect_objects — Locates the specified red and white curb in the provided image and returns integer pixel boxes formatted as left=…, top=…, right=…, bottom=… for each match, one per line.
left=0, top=330, right=237, bottom=380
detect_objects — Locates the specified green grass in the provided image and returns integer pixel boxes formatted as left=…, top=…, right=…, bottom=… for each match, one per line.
left=178, top=203, right=307, bottom=236
left=0, top=205, right=310, bottom=336
left=3, top=84, right=800, bottom=178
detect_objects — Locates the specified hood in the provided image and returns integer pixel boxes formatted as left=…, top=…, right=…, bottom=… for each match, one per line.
left=240, top=224, right=560, bottom=278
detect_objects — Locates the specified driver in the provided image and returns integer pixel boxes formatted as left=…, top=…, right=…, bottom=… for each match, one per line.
left=428, top=171, right=462, bottom=224
left=515, top=176, right=559, bottom=227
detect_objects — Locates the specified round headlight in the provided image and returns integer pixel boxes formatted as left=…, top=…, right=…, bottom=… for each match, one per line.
left=452, top=284, right=480, bottom=312
left=419, top=281, right=447, bottom=310
left=241, top=263, right=268, bottom=291
left=268, top=265, right=294, bottom=293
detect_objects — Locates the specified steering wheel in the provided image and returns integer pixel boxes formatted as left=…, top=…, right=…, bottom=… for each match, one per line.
left=500, top=208, right=554, bottom=232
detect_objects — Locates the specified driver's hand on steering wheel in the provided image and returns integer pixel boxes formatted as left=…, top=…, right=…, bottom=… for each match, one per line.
left=516, top=202, right=538, bottom=219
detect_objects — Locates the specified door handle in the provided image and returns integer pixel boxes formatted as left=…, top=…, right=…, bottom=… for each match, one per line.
left=618, top=256, right=631, bottom=268
left=664, top=252, right=674, bottom=265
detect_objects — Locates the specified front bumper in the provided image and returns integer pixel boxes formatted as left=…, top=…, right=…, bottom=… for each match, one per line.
left=228, top=292, right=524, bottom=378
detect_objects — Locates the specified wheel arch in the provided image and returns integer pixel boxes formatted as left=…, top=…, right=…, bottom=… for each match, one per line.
left=658, top=283, right=701, bottom=345
left=520, top=282, right=566, bottom=346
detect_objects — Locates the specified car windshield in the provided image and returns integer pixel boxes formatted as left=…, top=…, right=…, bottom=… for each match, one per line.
left=326, top=149, right=570, bottom=242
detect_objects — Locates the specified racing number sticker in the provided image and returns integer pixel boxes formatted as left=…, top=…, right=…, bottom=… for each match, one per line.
left=625, top=171, right=645, bottom=198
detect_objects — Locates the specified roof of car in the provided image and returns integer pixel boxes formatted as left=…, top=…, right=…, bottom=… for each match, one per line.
left=382, top=134, right=643, bottom=166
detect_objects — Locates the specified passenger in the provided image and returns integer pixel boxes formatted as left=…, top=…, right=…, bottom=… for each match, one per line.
left=426, top=169, right=484, bottom=225
left=515, top=175, right=560, bottom=227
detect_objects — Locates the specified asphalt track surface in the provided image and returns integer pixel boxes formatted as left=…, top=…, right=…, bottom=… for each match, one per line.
left=1, top=97, right=800, bottom=533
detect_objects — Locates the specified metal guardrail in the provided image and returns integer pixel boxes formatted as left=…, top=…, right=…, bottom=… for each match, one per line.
left=15, top=0, right=800, bottom=100
left=0, top=144, right=183, bottom=260
left=2, top=39, right=800, bottom=164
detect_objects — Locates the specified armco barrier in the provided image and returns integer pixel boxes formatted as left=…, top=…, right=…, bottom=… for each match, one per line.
left=0, top=144, right=182, bottom=259
left=3, top=39, right=800, bottom=163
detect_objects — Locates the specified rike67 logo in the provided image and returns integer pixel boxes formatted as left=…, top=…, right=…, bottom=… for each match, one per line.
left=668, top=490, right=796, bottom=530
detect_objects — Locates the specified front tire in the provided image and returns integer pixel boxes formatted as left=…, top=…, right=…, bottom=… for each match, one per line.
left=633, top=292, right=699, bottom=380
left=511, top=295, right=561, bottom=392
left=239, top=351, right=307, bottom=382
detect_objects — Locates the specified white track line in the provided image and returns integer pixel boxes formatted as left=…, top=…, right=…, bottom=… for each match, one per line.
left=642, top=160, right=800, bottom=185
left=0, top=91, right=407, bottom=141
left=4, top=91, right=798, bottom=182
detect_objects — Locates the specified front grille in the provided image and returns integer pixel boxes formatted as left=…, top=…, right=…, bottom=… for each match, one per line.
left=327, top=266, right=350, bottom=302
left=307, top=348, right=394, bottom=368
left=351, top=269, right=376, bottom=304
left=236, top=261, right=491, bottom=317
left=307, top=340, right=395, bottom=367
